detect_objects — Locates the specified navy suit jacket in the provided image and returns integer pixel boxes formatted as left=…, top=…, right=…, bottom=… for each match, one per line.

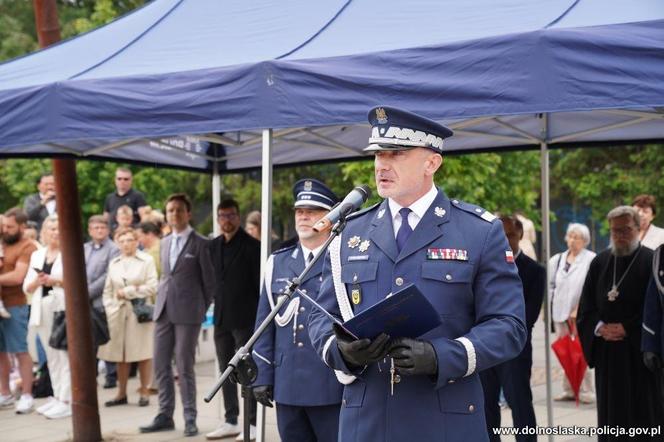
left=515, top=251, right=546, bottom=347
left=642, top=245, right=663, bottom=356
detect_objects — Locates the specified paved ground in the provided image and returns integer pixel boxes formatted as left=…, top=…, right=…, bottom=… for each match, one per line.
left=2, top=316, right=599, bottom=441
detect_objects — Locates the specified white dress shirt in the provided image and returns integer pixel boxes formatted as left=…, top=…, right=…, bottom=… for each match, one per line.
left=169, top=225, right=193, bottom=269
left=388, top=184, right=438, bottom=237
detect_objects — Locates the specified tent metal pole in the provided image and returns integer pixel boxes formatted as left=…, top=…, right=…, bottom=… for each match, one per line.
left=211, top=160, right=223, bottom=419
left=540, top=113, right=554, bottom=440
left=257, top=129, right=273, bottom=442
left=212, top=161, right=221, bottom=237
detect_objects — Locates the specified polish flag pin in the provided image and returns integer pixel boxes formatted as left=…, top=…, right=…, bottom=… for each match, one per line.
left=505, top=250, right=515, bottom=263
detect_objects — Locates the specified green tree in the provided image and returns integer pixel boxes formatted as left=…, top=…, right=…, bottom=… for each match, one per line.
left=551, top=145, right=664, bottom=232
left=341, top=150, right=542, bottom=224
left=1, top=159, right=212, bottom=232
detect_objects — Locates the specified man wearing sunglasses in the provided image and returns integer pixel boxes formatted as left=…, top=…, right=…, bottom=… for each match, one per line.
left=103, top=167, right=149, bottom=232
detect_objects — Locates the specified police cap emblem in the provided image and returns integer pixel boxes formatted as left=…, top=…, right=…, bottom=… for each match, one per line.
left=376, top=107, right=388, bottom=124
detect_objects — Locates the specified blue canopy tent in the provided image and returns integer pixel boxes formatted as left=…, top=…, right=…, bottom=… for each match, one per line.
left=1, top=0, right=663, bottom=436
left=1, top=0, right=663, bottom=171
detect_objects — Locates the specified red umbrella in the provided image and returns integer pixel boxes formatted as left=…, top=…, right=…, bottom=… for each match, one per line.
left=551, top=320, right=587, bottom=405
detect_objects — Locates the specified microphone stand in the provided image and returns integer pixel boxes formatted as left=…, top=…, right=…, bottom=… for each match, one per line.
left=204, top=216, right=348, bottom=404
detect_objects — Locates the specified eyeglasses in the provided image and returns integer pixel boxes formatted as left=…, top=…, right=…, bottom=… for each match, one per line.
left=218, top=213, right=238, bottom=220
left=610, top=226, right=636, bottom=236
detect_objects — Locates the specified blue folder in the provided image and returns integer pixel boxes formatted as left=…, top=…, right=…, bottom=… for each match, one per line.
left=341, top=283, right=442, bottom=339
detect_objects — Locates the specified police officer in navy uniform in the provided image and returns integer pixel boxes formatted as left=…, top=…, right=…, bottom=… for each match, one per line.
left=642, top=244, right=664, bottom=416
left=251, top=179, right=344, bottom=442
left=308, top=106, right=527, bottom=442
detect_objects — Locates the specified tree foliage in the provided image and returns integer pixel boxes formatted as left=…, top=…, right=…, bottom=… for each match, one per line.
left=341, top=150, right=542, bottom=223
left=551, top=145, right=664, bottom=232
left=1, top=2, right=662, bottom=242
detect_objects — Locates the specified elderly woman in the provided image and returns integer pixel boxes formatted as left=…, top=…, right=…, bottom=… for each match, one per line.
left=98, top=227, right=158, bottom=407
left=549, top=222, right=596, bottom=403
left=632, top=194, right=664, bottom=250
left=23, top=215, right=71, bottom=419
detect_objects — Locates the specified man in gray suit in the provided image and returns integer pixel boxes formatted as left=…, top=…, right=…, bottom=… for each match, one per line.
left=140, top=193, right=214, bottom=437
left=84, top=214, right=120, bottom=388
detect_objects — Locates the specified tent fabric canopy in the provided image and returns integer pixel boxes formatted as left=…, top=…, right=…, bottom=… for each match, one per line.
left=0, top=0, right=663, bottom=172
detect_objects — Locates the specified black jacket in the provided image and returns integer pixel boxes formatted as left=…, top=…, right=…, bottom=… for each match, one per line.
left=516, top=251, right=546, bottom=337
left=209, top=228, right=261, bottom=330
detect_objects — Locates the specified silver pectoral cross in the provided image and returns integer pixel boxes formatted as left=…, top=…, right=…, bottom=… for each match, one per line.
left=607, top=286, right=619, bottom=302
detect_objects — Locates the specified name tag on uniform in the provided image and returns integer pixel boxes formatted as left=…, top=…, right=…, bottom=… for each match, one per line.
left=348, top=255, right=370, bottom=261
left=427, top=248, right=468, bottom=261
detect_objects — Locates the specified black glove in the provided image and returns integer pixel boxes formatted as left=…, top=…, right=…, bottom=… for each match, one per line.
left=228, top=354, right=258, bottom=386
left=253, top=385, right=274, bottom=407
left=643, top=351, right=662, bottom=372
left=334, top=323, right=391, bottom=368
left=388, top=337, right=438, bottom=376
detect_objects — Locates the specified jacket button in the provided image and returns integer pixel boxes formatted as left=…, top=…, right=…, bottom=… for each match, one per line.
left=298, top=324, right=304, bottom=330
left=468, top=404, right=475, bottom=413
left=297, top=342, right=304, bottom=348
left=448, top=379, right=455, bottom=384
left=394, top=374, right=401, bottom=384
left=445, top=274, right=452, bottom=281
left=299, top=306, right=306, bottom=312
left=395, top=277, right=404, bottom=286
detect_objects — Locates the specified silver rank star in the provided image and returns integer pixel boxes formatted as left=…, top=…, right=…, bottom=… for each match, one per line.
left=348, top=236, right=361, bottom=248
left=358, top=240, right=371, bottom=252
left=434, top=207, right=446, bottom=218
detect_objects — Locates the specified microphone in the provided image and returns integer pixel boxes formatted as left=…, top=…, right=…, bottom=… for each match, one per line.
left=313, top=185, right=371, bottom=232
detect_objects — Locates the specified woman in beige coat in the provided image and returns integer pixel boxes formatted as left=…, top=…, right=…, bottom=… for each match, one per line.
left=97, top=227, right=157, bottom=407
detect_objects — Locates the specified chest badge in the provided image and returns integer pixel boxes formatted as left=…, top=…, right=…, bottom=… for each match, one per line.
left=434, top=207, right=446, bottom=218
left=358, top=240, right=371, bottom=253
left=348, top=236, right=361, bottom=248
left=351, top=287, right=362, bottom=305
left=427, top=248, right=469, bottom=261
left=350, top=273, right=362, bottom=304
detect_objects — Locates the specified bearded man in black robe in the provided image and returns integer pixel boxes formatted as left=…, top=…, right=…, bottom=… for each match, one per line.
left=577, top=206, right=661, bottom=441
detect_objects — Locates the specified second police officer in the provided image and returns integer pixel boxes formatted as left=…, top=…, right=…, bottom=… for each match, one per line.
left=251, top=179, right=344, bottom=442
left=308, top=106, right=527, bottom=441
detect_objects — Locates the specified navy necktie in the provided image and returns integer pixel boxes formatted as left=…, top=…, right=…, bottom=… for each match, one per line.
left=396, top=208, right=413, bottom=253
left=307, top=252, right=314, bottom=265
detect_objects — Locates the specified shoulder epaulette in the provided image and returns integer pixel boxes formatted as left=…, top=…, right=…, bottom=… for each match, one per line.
left=346, top=202, right=381, bottom=221
left=272, top=243, right=297, bottom=256
left=450, top=199, right=496, bottom=223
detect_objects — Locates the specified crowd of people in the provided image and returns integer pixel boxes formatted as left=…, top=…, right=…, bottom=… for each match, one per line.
left=0, top=123, right=661, bottom=442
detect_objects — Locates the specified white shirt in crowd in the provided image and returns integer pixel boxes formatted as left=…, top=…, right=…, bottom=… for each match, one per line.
left=641, top=223, right=664, bottom=250
left=548, top=248, right=596, bottom=323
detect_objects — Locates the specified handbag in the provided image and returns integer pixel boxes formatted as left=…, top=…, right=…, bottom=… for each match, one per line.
left=130, top=298, right=154, bottom=323
left=90, top=307, right=110, bottom=347
left=49, top=311, right=68, bottom=350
